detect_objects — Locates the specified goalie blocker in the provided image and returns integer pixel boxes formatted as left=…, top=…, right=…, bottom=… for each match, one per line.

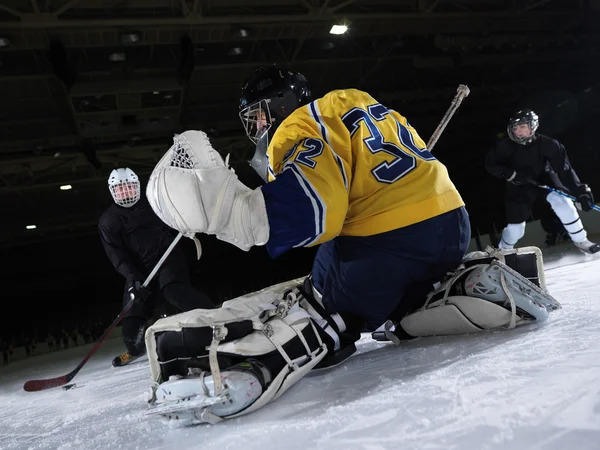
left=145, top=246, right=560, bottom=427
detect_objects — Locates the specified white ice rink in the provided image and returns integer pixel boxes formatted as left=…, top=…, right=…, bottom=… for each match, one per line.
left=2, top=243, right=600, bottom=450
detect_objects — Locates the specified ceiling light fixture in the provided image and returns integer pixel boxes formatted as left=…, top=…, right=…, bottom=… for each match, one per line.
left=121, top=32, right=141, bottom=44
left=329, top=24, right=348, bottom=35
left=108, top=52, right=126, bottom=62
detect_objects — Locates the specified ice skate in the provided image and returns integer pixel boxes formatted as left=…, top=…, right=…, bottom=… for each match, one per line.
left=573, top=239, right=600, bottom=254
left=112, top=351, right=144, bottom=367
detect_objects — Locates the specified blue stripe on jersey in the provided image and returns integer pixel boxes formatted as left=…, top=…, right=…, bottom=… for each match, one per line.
left=333, top=155, right=348, bottom=190
left=260, top=165, right=326, bottom=258
left=309, top=101, right=329, bottom=144
left=308, top=101, right=348, bottom=191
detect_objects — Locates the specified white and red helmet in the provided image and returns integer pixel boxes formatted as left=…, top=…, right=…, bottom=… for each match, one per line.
left=108, top=167, right=140, bottom=207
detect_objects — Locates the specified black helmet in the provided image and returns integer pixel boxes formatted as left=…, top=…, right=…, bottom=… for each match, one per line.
left=239, top=65, right=311, bottom=145
left=507, top=109, right=539, bottom=145
left=239, top=65, right=311, bottom=181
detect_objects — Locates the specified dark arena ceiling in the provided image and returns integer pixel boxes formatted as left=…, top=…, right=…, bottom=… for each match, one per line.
left=1, top=0, right=600, bottom=249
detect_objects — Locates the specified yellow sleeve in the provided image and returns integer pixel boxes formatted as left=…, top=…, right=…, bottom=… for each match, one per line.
left=260, top=109, right=349, bottom=257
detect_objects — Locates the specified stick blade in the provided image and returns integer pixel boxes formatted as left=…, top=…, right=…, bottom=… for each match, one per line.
left=24, top=375, right=70, bottom=392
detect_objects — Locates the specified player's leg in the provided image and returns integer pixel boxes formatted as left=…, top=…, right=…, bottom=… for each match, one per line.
left=161, top=282, right=214, bottom=311
left=545, top=191, right=600, bottom=254
left=158, top=247, right=216, bottom=311
left=113, top=286, right=154, bottom=367
left=311, top=206, right=471, bottom=332
left=499, top=185, right=536, bottom=249
left=499, top=221, right=526, bottom=250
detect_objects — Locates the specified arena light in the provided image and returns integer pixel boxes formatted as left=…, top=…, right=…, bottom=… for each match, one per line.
left=329, top=24, right=348, bottom=35
left=228, top=47, right=243, bottom=55
left=108, top=52, right=126, bottom=62
left=234, top=27, right=250, bottom=38
left=121, top=32, right=141, bottom=44
left=60, top=184, right=72, bottom=191
left=26, top=225, right=37, bottom=230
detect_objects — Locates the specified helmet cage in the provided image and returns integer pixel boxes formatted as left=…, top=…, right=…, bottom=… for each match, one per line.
left=109, top=180, right=140, bottom=207
left=239, top=98, right=273, bottom=145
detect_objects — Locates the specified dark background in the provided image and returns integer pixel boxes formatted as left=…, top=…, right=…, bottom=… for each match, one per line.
left=1, top=0, right=599, bottom=343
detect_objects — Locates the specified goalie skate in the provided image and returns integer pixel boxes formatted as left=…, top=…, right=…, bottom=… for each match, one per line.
left=147, top=367, right=264, bottom=427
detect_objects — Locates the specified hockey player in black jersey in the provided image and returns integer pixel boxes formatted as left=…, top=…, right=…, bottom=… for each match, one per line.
left=485, top=109, right=599, bottom=254
left=98, top=168, right=214, bottom=367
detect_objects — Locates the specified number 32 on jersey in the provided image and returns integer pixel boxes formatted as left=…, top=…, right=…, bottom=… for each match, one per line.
left=290, top=103, right=436, bottom=185
left=342, top=103, right=435, bottom=184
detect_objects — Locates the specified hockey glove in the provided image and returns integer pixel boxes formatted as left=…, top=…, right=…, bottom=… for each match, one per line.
left=506, top=171, right=529, bottom=186
left=127, top=280, right=151, bottom=303
left=575, top=185, right=595, bottom=212
left=145, top=130, right=269, bottom=251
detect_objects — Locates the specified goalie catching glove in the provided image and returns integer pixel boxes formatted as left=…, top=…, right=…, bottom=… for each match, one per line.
left=146, top=130, right=269, bottom=251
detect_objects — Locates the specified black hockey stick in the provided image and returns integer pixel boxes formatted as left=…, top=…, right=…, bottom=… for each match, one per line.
left=23, top=232, right=184, bottom=392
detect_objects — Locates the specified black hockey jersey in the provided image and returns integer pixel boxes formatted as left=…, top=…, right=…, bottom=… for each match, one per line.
left=98, top=195, right=178, bottom=282
left=485, top=134, right=584, bottom=194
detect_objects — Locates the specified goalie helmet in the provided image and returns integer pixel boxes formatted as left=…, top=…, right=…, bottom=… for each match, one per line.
left=239, top=65, right=311, bottom=181
left=507, top=109, right=539, bottom=145
left=108, top=167, right=140, bottom=207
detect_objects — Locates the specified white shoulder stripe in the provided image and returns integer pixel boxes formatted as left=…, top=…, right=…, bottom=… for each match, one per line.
left=307, top=100, right=349, bottom=191
left=287, top=164, right=326, bottom=247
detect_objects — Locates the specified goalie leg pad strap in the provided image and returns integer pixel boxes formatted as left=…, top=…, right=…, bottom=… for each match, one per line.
left=145, top=281, right=330, bottom=425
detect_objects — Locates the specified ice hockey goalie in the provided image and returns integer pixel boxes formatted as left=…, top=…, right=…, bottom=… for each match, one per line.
left=144, top=246, right=560, bottom=427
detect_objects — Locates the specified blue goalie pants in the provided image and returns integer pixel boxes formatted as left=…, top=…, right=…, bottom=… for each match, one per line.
left=311, top=206, right=471, bottom=331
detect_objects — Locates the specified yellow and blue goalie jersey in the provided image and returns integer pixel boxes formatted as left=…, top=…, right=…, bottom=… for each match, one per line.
left=259, top=89, right=464, bottom=258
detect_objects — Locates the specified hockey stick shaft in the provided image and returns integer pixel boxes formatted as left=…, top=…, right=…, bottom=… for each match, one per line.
left=427, top=84, right=471, bottom=151
left=23, top=232, right=184, bottom=392
left=527, top=180, right=600, bottom=212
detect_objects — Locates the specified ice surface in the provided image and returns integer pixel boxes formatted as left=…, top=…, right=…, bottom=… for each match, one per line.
left=2, top=243, right=600, bottom=450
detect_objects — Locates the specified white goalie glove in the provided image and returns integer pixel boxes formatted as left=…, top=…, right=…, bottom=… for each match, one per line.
left=146, top=130, right=270, bottom=251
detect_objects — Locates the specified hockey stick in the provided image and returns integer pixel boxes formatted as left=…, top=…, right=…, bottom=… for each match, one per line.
left=427, top=84, right=470, bottom=151
left=527, top=179, right=600, bottom=212
left=23, top=232, right=184, bottom=392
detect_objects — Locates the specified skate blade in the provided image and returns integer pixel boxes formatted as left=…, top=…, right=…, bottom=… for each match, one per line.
left=147, top=393, right=225, bottom=417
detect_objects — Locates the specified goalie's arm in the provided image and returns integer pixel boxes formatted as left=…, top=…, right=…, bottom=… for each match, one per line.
left=144, top=130, right=347, bottom=256
left=261, top=137, right=349, bottom=258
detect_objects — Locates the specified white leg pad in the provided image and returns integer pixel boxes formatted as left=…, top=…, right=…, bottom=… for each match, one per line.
left=546, top=191, right=587, bottom=243
left=144, top=278, right=331, bottom=426
left=400, top=296, right=525, bottom=337
left=500, top=222, right=526, bottom=249
left=395, top=246, right=561, bottom=340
